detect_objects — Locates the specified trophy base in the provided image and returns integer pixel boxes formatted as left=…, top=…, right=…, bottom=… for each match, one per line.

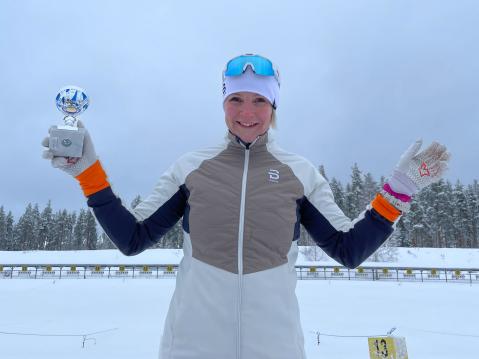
left=49, top=127, right=85, bottom=158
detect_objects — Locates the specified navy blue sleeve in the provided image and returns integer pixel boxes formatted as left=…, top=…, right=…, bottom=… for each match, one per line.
left=87, top=186, right=187, bottom=256
left=300, top=196, right=394, bottom=268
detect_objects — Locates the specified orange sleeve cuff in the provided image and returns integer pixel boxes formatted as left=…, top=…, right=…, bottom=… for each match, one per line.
left=75, top=160, right=110, bottom=197
left=371, top=193, right=401, bottom=222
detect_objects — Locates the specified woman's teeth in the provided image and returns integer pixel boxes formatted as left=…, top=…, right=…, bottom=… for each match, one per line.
left=238, top=122, right=257, bottom=127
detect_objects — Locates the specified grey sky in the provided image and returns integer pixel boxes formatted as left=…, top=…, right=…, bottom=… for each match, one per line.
left=1, top=0, right=478, bottom=218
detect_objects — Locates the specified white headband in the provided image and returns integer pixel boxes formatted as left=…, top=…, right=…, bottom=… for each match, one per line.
left=222, top=67, right=279, bottom=109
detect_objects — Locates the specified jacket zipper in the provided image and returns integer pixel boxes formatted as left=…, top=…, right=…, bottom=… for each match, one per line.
left=236, top=146, right=250, bottom=359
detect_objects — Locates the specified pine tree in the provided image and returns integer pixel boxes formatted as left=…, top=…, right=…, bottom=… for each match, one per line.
left=0, top=206, right=6, bottom=250
left=348, top=163, right=364, bottom=217
left=73, top=209, right=86, bottom=250
left=363, top=172, right=379, bottom=204
left=5, top=211, right=14, bottom=250
left=344, top=183, right=354, bottom=219
left=395, top=216, right=411, bottom=247
left=50, top=209, right=69, bottom=250
left=407, top=196, right=429, bottom=247
left=38, top=201, right=54, bottom=250
left=329, top=178, right=346, bottom=212
left=154, top=221, right=184, bottom=249
left=318, top=165, right=328, bottom=182
left=63, top=211, right=76, bottom=250
left=452, top=181, right=470, bottom=248
left=31, top=204, right=42, bottom=250
left=433, top=181, right=454, bottom=248
left=466, top=184, right=479, bottom=248
left=14, top=203, right=36, bottom=251
left=84, top=210, right=98, bottom=250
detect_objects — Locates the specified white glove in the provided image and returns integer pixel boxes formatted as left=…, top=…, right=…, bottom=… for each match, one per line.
left=388, top=139, right=451, bottom=197
left=42, top=121, right=98, bottom=177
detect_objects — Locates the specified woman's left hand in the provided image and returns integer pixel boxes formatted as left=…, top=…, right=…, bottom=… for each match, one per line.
left=387, top=139, right=451, bottom=197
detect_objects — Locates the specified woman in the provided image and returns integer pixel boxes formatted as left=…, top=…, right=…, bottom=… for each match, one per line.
left=42, top=54, right=450, bottom=359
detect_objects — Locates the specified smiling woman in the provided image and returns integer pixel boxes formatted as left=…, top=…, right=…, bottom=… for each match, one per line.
left=224, top=91, right=273, bottom=143
left=42, top=53, right=450, bottom=359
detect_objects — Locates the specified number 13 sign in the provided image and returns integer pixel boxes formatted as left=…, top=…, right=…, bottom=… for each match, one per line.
left=368, top=337, right=408, bottom=359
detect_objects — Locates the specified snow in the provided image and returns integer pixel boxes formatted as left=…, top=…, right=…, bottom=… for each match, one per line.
left=1, top=248, right=478, bottom=358
left=2, top=246, right=479, bottom=268
left=297, top=246, right=479, bottom=269
left=0, top=248, right=184, bottom=266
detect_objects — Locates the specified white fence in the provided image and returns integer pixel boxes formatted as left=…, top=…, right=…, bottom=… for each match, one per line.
left=1, top=264, right=479, bottom=283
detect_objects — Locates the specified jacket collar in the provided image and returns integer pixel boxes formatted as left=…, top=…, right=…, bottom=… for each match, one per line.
left=226, top=131, right=270, bottom=150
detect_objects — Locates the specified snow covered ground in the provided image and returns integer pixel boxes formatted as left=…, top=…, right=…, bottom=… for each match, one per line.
left=2, top=246, right=479, bottom=268
left=1, top=248, right=478, bottom=358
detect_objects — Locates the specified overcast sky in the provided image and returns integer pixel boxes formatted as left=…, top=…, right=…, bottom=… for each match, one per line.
left=1, top=0, right=478, bottom=218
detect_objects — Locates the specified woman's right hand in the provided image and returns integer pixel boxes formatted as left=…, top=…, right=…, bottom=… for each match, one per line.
left=41, top=120, right=98, bottom=178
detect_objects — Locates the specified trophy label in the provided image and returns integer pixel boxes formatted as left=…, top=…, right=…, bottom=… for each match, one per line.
left=49, top=127, right=85, bottom=158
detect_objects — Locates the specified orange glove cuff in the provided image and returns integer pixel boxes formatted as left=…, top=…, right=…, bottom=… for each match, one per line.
left=75, top=160, right=110, bottom=197
left=371, top=193, right=401, bottom=222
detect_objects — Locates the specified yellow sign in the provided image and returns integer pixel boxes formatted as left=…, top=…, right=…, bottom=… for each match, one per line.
left=455, top=270, right=461, bottom=276
left=143, top=266, right=149, bottom=272
left=119, top=266, right=125, bottom=272
left=95, top=266, right=101, bottom=272
left=368, top=337, right=408, bottom=359
left=309, top=267, right=316, bottom=273
left=334, top=267, right=340, bottom=273
left=406, top=269, right=412, bottom=275
left=431, top=269, right=437, bottom=275
left=166, top=265, right=173, bottom=272
left=70, top=266, right=76, bottom=271
left=357, top=267, right=364, bottom=273
left=382, top=268, right=389, bottom=274
left=46, top=266, right=52, bottom=272
left=0, top=266, right=3, bottom=272
left=22, top=266, right=28, bottom=271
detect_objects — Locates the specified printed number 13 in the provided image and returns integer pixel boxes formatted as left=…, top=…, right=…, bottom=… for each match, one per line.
left=374, top=339, right=389, bottom=358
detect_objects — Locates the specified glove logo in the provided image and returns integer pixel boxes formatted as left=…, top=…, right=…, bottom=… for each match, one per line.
left=418, top=161, right=430, bottom=177
left=62, top=139, right=72, bottom=147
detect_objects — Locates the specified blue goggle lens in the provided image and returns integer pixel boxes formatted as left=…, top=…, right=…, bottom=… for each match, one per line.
left=224, top=54, right=279, bottom=85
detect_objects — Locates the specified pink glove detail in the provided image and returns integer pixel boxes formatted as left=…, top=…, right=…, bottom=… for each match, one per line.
left=383, top=183, right=412, bottom=203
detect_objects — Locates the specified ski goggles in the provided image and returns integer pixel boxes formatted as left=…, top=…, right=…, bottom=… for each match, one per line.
left=222, top=54, right=280, bottom=86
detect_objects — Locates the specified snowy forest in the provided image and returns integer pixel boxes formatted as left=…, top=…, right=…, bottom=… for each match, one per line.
left=1, top=163, right=478, bottom=251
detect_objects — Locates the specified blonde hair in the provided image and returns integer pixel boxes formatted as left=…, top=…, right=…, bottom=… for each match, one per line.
left=270, top=109, right=277, bottom=129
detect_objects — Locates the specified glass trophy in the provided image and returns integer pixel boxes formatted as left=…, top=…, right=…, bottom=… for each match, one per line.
left=49, top=86, right=89, bottom=159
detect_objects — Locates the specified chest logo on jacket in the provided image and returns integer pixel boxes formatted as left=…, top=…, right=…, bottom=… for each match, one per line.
left=268, top=169, right=280, bottom=183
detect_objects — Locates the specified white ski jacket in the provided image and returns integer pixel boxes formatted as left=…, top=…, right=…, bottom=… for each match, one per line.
left=86, top=132, right=395, bottom=359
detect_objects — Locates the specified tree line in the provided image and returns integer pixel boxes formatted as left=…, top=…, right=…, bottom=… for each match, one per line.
left=0, top=196, right=183, bottom=251
left=301, top=164, right=479, bottom=249
left=1, top=164, right=478, bottom=251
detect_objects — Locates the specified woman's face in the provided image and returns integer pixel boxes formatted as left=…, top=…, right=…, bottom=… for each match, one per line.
left=224, top=91, right=273, bottom=143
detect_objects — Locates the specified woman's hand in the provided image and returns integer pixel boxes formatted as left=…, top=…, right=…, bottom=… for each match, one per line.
left=388, top=139, right=451, bottom=197
left=41, top=120, right=98, bottom=178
